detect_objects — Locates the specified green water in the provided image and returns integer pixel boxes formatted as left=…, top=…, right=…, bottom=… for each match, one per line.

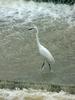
left=0, top=19, right=75, bottom=85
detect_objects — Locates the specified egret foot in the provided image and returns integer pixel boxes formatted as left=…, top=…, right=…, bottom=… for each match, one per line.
left=50, top=69, right=54, bottom=73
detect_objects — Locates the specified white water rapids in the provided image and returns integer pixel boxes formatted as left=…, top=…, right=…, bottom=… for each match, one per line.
left=0, top=0, right=75, bottom=26
left=0, top=88, right=75, bottom=100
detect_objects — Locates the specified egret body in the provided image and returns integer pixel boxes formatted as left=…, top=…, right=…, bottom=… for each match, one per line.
left=28, top=25, right=55, bottom=71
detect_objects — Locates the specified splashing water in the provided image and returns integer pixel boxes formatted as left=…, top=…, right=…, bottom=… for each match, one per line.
left=0, top=1, right=75, bottom=26
left=0, top=88, right=74, bottom=100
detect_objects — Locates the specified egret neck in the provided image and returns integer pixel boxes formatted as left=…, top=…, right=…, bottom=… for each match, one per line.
left=35, top=27, right=40, bottom=48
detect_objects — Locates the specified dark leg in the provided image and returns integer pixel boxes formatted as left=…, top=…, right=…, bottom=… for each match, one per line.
left=46, top=60, right=51, bottom=71
left=48, top=63, right=51, bottom=71
left=41, top=60, right=45, bottom=70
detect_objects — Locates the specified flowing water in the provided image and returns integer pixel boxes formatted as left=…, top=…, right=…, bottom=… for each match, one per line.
left=0, top=0, right=75, bottom=99
left=0, top=88, right=75, bottom=100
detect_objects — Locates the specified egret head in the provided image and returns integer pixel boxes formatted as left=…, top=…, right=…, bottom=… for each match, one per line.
left=28, top=24, right=38, bottom=34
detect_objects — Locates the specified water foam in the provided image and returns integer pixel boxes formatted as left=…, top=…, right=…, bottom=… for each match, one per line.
left=0, top=1, right=75, bottom=26
left=0, top=88, right=75, bottom=100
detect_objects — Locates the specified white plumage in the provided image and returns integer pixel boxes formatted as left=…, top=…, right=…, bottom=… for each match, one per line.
left=28, top=24, right=55, bottom=71
left=39, top=44, right=55, bottom=63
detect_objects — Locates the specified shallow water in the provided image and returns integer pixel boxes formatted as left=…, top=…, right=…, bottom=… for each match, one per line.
left=0, top=88, right=75, bottom=100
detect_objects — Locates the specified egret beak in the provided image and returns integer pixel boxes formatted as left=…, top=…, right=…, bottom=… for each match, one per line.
left=28, top=28, right=34, bottom=30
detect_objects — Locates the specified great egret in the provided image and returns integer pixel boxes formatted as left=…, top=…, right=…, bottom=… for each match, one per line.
left=28, top=25, right=55, bottom=71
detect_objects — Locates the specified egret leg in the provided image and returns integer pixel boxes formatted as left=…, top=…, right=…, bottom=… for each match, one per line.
left=46, top=60, right=51, bottom=71
left=48, top=63, right=51, bottom=71
left=41, top=60, right=45, bottom=70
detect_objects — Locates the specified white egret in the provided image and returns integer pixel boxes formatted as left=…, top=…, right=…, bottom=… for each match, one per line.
left=28, top=24, right=55, bottom=71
